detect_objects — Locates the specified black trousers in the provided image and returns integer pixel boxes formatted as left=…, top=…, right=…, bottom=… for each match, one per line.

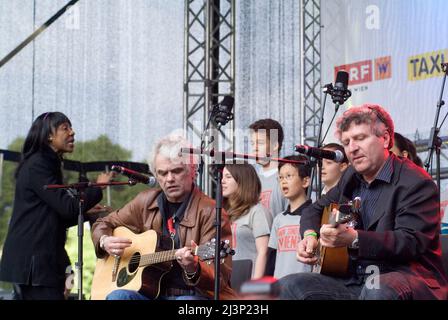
left=14, top=284, right=65, bottom=300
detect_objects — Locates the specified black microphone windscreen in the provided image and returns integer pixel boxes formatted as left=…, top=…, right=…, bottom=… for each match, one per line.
left=335, top=71, right=349, bottom=90
left=221, top=95, right=235, bottom=108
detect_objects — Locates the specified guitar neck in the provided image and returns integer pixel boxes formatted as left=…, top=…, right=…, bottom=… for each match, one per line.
left=139, top=247, right=197, bottom=267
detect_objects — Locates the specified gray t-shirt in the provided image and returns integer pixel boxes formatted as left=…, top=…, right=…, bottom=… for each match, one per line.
left=231, top=203, right=273, bottom=276
left=255, top=165, right=288, bottom=218
left=268, top=205, right=313, bottom=279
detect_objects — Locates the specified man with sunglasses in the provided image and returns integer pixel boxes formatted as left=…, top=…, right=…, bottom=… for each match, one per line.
left=279, top=104, right=447, bottom=300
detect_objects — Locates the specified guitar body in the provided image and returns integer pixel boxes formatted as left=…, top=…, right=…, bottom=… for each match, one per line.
left=91, top=227, right=174, bottom=300
left=312, top=204, right=349, bottom=277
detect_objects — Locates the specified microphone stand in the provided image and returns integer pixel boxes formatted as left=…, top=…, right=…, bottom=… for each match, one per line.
left=44, top=180, right=136, bottom=300
left=193, top=98, right=234, bottom=299
left=306, top=83, right=350, bottom=200
left=424, top=62, right=448, bottom=206
left=307, top=87, right=328, bottom=200
left=212, top=162, right=224, bottom=300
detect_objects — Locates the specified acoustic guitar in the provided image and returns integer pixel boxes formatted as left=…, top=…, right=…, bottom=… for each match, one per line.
left=91, top=226, right=232, bottom=300
left=312, top=198, right=360, bottom=277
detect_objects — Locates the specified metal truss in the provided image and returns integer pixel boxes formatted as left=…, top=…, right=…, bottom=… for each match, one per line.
left=300, top=0, right=322, bottom=146
left=183, top=0, right=235, bottom=194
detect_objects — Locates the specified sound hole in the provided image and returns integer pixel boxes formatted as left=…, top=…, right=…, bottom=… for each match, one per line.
left=128, top=252, right=141, bottom=273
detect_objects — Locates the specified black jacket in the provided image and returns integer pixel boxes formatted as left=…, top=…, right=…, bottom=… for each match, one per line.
left=0, top=146, right=102, bottom=287
left=301, top=154, right=447, bottom=299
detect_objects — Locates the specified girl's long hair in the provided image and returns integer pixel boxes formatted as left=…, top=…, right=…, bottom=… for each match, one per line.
left=224, top=164, right=261, bottom=221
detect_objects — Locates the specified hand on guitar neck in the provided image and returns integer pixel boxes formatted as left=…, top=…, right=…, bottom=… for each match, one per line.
left=319, top=208, right=358, bottom=248
left=175, top=240, right=200, bottom=274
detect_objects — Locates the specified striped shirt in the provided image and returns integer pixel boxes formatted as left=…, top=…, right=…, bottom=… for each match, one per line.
left=352, top=155, right=394, bottom=229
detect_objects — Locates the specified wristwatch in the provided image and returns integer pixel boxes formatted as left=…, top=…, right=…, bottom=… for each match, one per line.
left=349, top=234, right=359, bottom=249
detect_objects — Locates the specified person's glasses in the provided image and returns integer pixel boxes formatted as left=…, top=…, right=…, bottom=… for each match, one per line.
left=278, top=174, right=297, bottom=182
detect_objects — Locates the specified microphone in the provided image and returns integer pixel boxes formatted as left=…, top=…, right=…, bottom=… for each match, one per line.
left=294, top=145, right=345, bottom=163
left=212, top=95, right=234, bottom=128
left=111, top=165, right=157, bottom=187
left=327, top=70, right=351, bottom=107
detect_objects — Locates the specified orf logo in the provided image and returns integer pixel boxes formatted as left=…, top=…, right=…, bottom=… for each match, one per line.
left=335, top=56, right=392, bottom=86
left=335, top=60, right=372, bottom=86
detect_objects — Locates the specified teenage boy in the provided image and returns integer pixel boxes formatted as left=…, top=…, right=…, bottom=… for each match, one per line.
left=249, top=119, right=288, bottom=218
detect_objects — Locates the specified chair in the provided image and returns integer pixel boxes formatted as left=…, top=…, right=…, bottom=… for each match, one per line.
left=440, top=235, right=448, bottom=277
left=231, top=259, right=253, bottom=293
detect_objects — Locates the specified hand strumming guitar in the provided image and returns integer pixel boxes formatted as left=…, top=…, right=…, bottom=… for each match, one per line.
left=100, top=235, right=132, bottom=257
left=296, top=229, right=319, bottom=265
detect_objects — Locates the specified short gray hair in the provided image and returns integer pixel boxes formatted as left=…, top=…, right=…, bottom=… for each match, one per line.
left=148, top=134, right=199, bottom=174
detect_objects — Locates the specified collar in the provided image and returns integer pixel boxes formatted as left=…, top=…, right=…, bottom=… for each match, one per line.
left=283, top=199, right=312, bottom=216
left=355, top=153, right=394, bottom=186
left=157, top=185, right=194, bottom=223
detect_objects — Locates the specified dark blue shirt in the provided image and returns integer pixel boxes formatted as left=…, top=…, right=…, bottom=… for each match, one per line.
left=352, top=155, right=393, bottom=230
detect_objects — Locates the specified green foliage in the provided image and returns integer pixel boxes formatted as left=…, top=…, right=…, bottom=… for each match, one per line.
left=65, top=226, right=97, bottom=299
left=0, top=137, right=23, bottom=247
left=0, top=135, right=148, bottom=298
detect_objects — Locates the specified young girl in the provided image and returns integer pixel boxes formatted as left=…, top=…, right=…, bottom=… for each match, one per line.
left=222, top=164, right=272, bottom=279
left=0, top=112, right=112, bottom=300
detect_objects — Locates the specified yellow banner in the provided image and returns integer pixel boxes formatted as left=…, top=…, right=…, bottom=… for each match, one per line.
left=408, top=49, right=448, bottom=81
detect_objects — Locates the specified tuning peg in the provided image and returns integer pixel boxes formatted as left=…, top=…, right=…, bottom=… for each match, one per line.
left=220, top=258, right=225, bottom=264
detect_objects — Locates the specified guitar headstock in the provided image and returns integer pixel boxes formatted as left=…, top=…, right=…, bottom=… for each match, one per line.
left=195, top=239, right=235, bottom=263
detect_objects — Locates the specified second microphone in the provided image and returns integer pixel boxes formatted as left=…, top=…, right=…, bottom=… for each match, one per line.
left=294, top=145, right=345, bottom=163
left=111, top=165, right=157, bottom=187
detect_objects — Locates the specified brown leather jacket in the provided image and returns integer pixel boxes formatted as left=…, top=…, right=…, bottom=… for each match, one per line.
left=91, top=186, right=236, bottom=300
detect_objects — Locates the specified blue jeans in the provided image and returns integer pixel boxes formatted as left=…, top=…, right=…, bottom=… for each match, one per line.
left=106, top=289, right=209, bottom=300
left=278, top=272, right=413, bottom=300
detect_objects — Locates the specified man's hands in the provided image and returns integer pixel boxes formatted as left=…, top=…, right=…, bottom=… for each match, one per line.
left=102, top=236, right=132, bottom=257
left=296, top=232, right=319, bottom=265
left=319, top=223, right=358, bottom=248
left=175, top=240, right=199, bottom=274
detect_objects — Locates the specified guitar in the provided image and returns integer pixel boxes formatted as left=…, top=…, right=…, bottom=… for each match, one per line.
left=312, top=198, right=360, bottom=277
left=91, top=227, right=233, bottom=300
